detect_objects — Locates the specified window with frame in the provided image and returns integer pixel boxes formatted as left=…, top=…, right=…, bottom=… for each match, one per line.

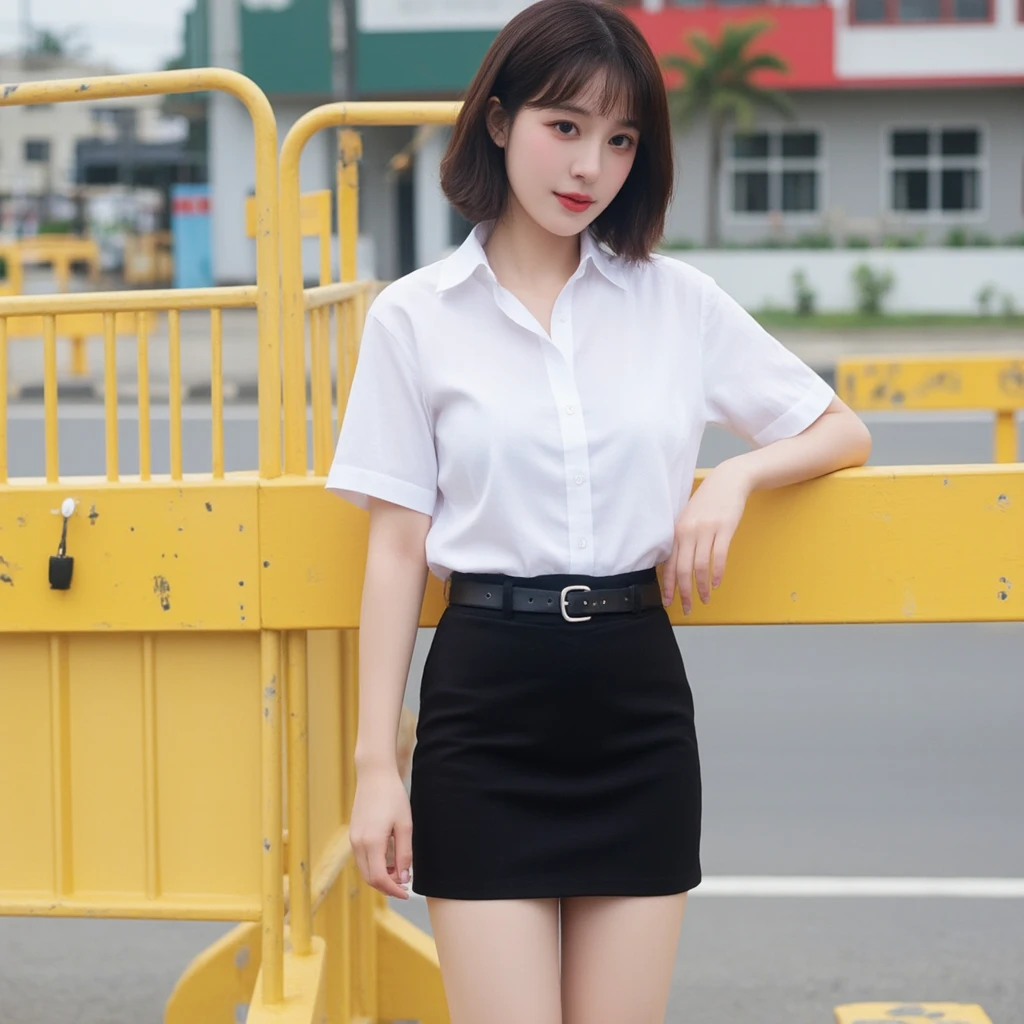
left=24, top=139, right=51, bottom=163
left=887, top=127, right=983, bottom=214
left=851, top=0, right=990, bottom=23
left=728, top=128, right=821, bottom=216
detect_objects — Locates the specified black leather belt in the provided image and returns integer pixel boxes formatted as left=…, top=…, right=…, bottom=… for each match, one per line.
left=446, top=577, right=664, bottom=622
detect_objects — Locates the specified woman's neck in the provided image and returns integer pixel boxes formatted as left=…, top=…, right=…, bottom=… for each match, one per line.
left=483, top=202, right=582, bottom=294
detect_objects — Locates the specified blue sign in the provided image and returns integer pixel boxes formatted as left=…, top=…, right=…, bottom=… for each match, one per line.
left=171, top=184, right=212, bottom=289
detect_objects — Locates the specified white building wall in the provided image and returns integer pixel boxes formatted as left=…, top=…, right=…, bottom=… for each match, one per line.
left=835, top=0, right=1024, bottom=80
left=0, top=54, right=175, bottom=196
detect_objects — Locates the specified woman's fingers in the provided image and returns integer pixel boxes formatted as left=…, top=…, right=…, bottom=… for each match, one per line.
left=711, top=526, right=734, bottom=591
left=675, top=530, right=698, bottom=614
left=662, top=549, right=677, bottom=606
left=693, top=530, right=715, bottom=604
left=368, top=835, right=410, bottom=899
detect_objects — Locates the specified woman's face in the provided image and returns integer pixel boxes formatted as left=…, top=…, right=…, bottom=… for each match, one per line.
left=487, top=74, right=640, bottom=237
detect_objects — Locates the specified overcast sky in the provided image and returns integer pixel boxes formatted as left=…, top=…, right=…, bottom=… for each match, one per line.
left=1, top=0, right=196, bottom=73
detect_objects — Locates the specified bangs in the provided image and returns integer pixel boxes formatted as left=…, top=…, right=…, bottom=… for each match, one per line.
left=524, top=54, right=644, bottom=130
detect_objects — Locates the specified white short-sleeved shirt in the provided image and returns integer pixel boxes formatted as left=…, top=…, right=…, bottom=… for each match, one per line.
left=326, top=219, right=835, bottom=582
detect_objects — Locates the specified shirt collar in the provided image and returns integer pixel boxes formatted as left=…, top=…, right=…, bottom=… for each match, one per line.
left=435, top=219, right=629, bottom=294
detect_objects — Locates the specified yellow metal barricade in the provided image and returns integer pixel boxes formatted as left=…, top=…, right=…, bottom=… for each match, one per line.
left=2, top=80, right=1023, bottom=1024
left=18, top=234, right=101, bottom=291
left=0, top=242, right=26, bottom=296
left=124, top=231, right=174, bottom=286
left=247, top=190, right=333, bottom=286
left=838, top=353, right=1024, bottom=463
left=0, top=66, right=291, bottom=1017
left=3, top=234, right=150, bottom=376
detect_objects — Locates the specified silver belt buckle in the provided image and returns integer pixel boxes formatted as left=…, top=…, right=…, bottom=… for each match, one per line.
left=560, top=584, right=592, bottom=622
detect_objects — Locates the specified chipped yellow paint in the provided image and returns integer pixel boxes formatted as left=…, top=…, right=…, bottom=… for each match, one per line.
left=835, top=1003, right=993, bottom=1024
left=837, top=353, right=1024, bottom=411
left=837, top=353, right=1023, bottom=462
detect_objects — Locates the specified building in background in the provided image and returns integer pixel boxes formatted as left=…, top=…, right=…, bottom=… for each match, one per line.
left=167, top=0, right=1024, bottom=284
left=0, top=52, right=202, bottom=241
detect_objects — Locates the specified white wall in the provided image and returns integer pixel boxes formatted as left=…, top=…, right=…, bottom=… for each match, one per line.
left=667, top=247, right=1024, bottom=314
left=835, top=0, right=1024, bottom=79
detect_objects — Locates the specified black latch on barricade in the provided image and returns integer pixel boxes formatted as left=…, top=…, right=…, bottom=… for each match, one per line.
left=49, top=498, right=76, bottom=590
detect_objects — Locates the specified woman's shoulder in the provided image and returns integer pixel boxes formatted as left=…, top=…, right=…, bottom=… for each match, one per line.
left=638, top=250, right=713, bottom=291
left=362, top=259, right=451, bottom=342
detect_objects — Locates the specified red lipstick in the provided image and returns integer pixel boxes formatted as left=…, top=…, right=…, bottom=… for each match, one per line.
left=555, top=192, right=595, bottom=213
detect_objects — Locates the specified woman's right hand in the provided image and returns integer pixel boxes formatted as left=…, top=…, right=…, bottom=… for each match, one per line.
left=349, top=764, right=413, bottom=900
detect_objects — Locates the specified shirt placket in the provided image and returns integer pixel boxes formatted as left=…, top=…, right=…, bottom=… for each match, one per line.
left=546, top=283, right=595, bottom=575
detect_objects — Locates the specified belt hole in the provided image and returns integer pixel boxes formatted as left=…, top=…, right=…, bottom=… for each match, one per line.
left=528, top=597, right=533, bottom=603
left=485, top=592, right=491, bottom=598
left=547, top=598, right=553, bottom=604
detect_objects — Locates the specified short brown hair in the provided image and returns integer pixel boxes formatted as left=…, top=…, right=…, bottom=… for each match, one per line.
left=440, top=0, right=674, bottom=264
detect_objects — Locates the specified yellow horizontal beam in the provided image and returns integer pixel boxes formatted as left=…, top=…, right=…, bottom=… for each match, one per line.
left=835, top=1004, right=992, bottom=1024
left=0, top=479, right=260, bottom=632
left=302, top=280, right=369, bottom=311
left=837, top=353, right=1024, bottom=411
left=259, top=465, right=1024, bottom=627
left=3, top=311, right=156, bottom=339
left=0, top=285, right=257, bottom=316
left=0, top=893, right=260, bottom=920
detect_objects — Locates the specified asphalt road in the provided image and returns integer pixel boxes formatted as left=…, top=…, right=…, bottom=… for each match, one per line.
left=1, top=408, right=1022, bottom=1024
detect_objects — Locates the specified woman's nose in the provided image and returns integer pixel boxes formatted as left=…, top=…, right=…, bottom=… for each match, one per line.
left=571, top=143, right=602, bottom=182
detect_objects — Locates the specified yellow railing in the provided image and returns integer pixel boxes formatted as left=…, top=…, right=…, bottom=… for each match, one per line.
left=837, top=353, right=1024, bottom=462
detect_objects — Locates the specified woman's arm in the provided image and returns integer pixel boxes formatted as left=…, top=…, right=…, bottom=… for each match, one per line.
left=720, top=395, right=872, bottom=494
left=662, top=397, right=872, bottom=613
left=353, top=497, right=431, bottom=773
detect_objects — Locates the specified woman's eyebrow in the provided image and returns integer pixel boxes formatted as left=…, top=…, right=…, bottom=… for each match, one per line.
left=550, top=103, right=640, bottom=131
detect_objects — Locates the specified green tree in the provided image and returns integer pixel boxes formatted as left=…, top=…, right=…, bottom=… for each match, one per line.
left=28, top=27, right=89, bottom=59
left=662, top=20, right=795, bottom=248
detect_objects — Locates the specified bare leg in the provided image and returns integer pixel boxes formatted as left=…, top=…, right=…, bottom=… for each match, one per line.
left=560, top=893, right=688, bottom=1024
left=425, top=896, right=562, bottom=1024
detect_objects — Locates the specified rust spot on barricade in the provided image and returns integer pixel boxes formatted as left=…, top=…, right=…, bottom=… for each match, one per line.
left=2, top=85, right=18, bottom=98
left=0, top=575, right=12, bottom=586
left=998, top=362, right=1024, bottom=395
left=153, top=575, right=171, bottom=611
left=88, top=505, right=99, bottom=525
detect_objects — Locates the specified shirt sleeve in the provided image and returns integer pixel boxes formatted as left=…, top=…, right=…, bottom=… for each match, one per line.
left=325, top=312, right=438, bottom=515
left=699, top=275, right=836, bottom=448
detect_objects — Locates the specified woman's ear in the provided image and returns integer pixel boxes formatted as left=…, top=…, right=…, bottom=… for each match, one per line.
left=485, top=97, right=509, bottom=149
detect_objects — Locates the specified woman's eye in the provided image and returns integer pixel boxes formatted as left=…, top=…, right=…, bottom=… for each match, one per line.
left=553, top=121, right=576, bottom=135
left=611, top=135, right=635, bottom=149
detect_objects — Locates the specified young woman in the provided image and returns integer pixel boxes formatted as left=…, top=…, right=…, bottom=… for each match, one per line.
left=326, top=1, right=872, bottom=1020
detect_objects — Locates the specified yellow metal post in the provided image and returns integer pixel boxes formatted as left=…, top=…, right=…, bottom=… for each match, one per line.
left=337, top=130, right=362, bottom=284
left=261, top=629, right=284, bottom=1004
left=286, top=629, right=313, bottom=956
left=994, top=409, right=1018, bottom=463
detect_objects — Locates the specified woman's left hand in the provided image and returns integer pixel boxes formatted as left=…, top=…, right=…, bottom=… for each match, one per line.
left=661, top=461, right=753, bottom=615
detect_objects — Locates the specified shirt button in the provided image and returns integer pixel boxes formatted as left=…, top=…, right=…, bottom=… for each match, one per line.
left=565, top=404, right=575, bottom=415
left=574, top=473, right=585, bottom=485
left=558, top=314, right=568, bottom=324
left=577, top=538, right=587, bottom=549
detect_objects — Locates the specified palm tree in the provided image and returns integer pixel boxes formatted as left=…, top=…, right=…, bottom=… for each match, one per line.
left=662, top=20, right=795, bottom=249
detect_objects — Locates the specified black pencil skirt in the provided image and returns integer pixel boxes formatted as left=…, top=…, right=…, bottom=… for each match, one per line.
left=409, top=565, right=702, bottom=900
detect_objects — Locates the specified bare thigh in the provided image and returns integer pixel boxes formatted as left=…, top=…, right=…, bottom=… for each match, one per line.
left=560, top=892, right=688, bottom=1024
left=425, top=896, right=562, bottom=1024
